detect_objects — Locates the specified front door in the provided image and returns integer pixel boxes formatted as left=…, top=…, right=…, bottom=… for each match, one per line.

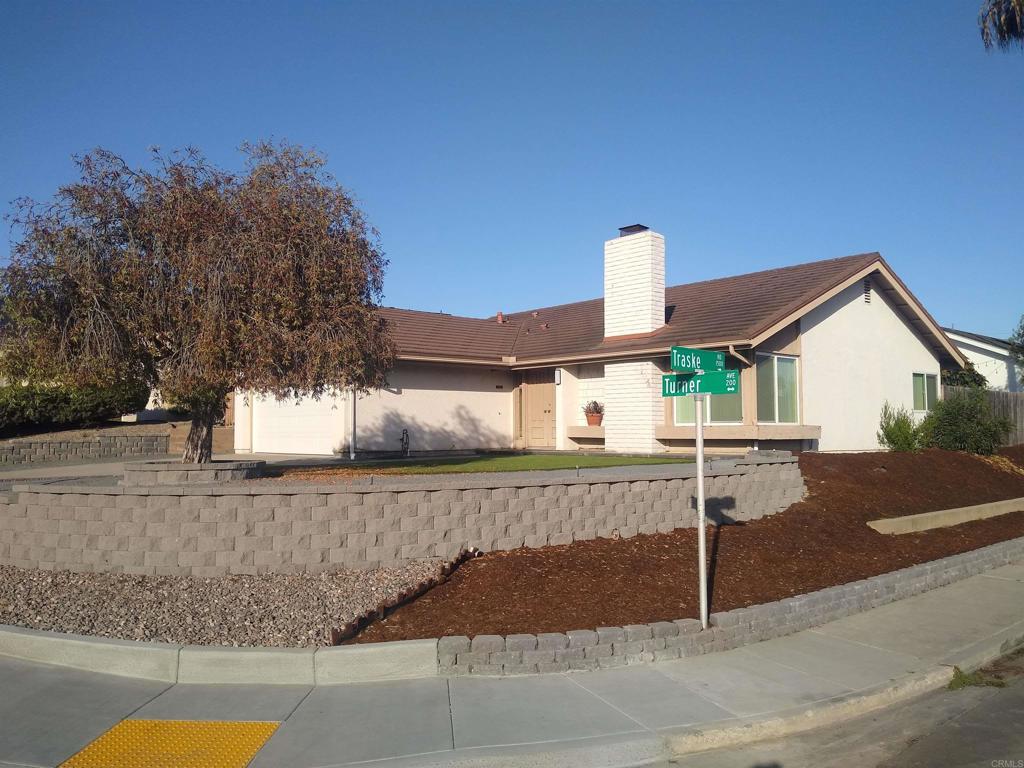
left=524, top=369, right=556, bottom=447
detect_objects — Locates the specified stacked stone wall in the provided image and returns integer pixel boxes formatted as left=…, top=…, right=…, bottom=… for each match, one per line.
left=0, top=459, right=804, bottom=575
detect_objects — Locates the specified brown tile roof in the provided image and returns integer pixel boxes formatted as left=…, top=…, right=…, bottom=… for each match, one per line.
left=505, top=251, right=882, bottom=361
left=378, top=307, right=520, bottom=362
left=382, top=252, right=884, bottom=364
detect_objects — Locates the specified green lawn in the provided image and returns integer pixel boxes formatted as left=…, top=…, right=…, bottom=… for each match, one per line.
left=351, top=453, right=692, bottom=475
left=281, top=453, right=693, bottom=479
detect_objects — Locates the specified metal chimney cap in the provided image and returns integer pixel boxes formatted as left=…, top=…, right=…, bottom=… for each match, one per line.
left=618, top=224, right=650, bottom=236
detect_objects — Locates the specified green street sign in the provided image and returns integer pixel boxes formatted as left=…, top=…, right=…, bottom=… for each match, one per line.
left=662, top=370, right=739, bottom=397
left=671, top=346, right=725, bottom=373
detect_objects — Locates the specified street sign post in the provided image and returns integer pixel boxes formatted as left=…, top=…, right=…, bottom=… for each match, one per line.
left=694, top=392, right=708, bottom=630
left=662, top=353, right=738, bottom=630
left=671, top=346, right=725, bottom=373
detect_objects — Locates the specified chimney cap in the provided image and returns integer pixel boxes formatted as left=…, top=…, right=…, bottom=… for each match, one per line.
left=618, top=224, right=650, bottom=237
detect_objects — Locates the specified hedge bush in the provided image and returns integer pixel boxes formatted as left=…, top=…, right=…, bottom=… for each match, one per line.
left=918, top=388, right=1012, bottom=455
left=0, top=381, right=150, bottom=436
left=877, top=402, right=920, bottom=451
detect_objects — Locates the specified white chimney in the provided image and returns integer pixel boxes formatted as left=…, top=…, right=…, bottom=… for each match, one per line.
left=603, top=225, right=665, bottom=338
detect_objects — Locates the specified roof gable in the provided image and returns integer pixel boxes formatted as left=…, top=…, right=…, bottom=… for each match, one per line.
left=503, top=252, right=882, bottom=361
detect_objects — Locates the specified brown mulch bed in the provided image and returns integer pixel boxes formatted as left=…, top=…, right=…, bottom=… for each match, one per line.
left=1000, top=444, right=1024, bottom=467
left=353, top=449, right=1024, bottom=643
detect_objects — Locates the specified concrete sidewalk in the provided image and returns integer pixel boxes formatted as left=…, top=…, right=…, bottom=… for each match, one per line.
left=1, top=561, right=1022, bottom=768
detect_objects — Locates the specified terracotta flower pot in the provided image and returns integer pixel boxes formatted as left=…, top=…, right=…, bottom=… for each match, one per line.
left=586, top=412, right=603, bottom=426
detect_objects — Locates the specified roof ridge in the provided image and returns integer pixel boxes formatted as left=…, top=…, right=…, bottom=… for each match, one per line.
left=941, top=326, right=1011, bottom=347
left=665, top=251, right=880, bottom=292
left=380, top=305, right=512, bottom=324
left=500, top=251, right=880, bottom=318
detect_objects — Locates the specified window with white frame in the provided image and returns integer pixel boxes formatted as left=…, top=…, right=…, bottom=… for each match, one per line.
left=912, top=372, right=938, bottom=411
left=673, top=362, right=743, bottom=425
left=756, top=353, right=799, bottom=424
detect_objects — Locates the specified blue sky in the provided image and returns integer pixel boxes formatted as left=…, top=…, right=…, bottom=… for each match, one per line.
left=1, top=1, right=1021, bottom=337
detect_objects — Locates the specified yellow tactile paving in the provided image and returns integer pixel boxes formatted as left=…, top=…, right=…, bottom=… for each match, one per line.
left=60, top=719, right=278, bottom=768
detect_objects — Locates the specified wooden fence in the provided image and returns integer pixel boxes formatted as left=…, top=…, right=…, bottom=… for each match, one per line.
left=943, top=385, right=1024, bottom=446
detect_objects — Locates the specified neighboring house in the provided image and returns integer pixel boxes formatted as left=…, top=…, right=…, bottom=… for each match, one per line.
left=234, top=225, right=966, bottom=456
left=941, top=327, right=1022, bottom=393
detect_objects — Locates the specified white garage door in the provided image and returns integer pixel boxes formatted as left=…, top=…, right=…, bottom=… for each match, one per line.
left=251, top=393, right=347, bottom=455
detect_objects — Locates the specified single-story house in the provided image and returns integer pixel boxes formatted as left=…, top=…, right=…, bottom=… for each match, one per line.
left=234, top=225, right=966, bottom=456
left=942, top=327, right=1022, bottom=393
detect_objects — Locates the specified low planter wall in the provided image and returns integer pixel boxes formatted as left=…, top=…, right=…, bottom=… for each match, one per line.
left=2, top=535, right=1020, bottom=684
left=122, top=459, right=266, bottom=486
left=0, top=434, right=169, bottom=466
left=0, top=457, right=803, bottom=576
left=437, top=534, right=1024, bottom=676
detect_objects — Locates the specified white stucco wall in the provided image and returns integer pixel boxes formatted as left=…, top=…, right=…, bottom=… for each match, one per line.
left=603, top=358, right=665, bottom=453
left=801, top=277, right=941, bottom=451
left=355, top=362, right=514, bottom=452
left=241, top=362, right=513, bottom=455
left=946, top=333, right=1021, bottom=392
left=576, top=363, right=606, bottom=426
left=554, top=365, right=579, bottom=451
left=233, top=390, right=252, bottom=452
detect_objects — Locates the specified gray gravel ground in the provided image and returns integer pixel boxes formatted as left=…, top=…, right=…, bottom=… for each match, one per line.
left=0, top=561, right=444, bottom=647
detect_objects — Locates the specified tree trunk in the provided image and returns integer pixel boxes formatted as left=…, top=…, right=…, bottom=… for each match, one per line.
left=182, top=402, right=222, bottom=464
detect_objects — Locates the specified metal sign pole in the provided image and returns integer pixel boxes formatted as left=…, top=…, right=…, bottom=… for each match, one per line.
left=694, top=392, right=708, bottom=629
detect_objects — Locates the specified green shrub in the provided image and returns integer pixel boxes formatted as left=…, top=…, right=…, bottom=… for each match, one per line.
left=0, top=381, right=150, bottom=436
left=877, top=402, right=921, bottom=451
left=918, top=388, right=1012, bottom=455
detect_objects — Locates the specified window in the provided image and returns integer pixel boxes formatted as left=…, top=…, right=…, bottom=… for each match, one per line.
left=673, top=362, right=743, bottom=425
left=757, top=353, right=799, bottom=424
left=913, top=373, right=938, bottom=411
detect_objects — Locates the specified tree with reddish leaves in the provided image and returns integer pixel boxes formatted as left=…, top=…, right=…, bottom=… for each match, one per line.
left=1, top=141, right=394, bottom=463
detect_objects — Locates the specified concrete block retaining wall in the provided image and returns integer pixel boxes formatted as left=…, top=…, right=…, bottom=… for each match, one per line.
left=0, top=458, right=803, bottom=576
left=0, top=434, right=169, bottom=466
left=438, top=535, right=1024, bottom=676
left=122, top=460, right=266, bottom=486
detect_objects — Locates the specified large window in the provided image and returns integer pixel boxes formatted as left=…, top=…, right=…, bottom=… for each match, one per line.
left=913, top=373, right=938, bottom=411
left=674, top=362, right=743, bottom=425
left=757, top=353, right=799, bottom=424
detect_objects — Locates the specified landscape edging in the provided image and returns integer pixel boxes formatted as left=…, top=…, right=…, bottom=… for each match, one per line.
left=437, top=534, right=1024, bottom=676
left=1, top=534, right=1020, bottom=684
left=868, top=496, right=1024, bottom=534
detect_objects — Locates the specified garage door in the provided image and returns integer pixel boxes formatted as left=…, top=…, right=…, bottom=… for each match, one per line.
left=251, top=392, right=347, bottom=455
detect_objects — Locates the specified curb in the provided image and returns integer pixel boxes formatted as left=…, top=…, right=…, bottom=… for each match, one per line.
left=0, top=624, right=180, bottom=682
left=661, top=620, right=1024, bottom=759
left=370, top=733, right=670, bottom=768
left=316, top=639, right=439, bottom=684
left=0, top=625, right=438, bottom=685
left=662, top=666, right=954, bottom=756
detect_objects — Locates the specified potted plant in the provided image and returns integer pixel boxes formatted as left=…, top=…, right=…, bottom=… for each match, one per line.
left=583, top=400, right=604, bottom=426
